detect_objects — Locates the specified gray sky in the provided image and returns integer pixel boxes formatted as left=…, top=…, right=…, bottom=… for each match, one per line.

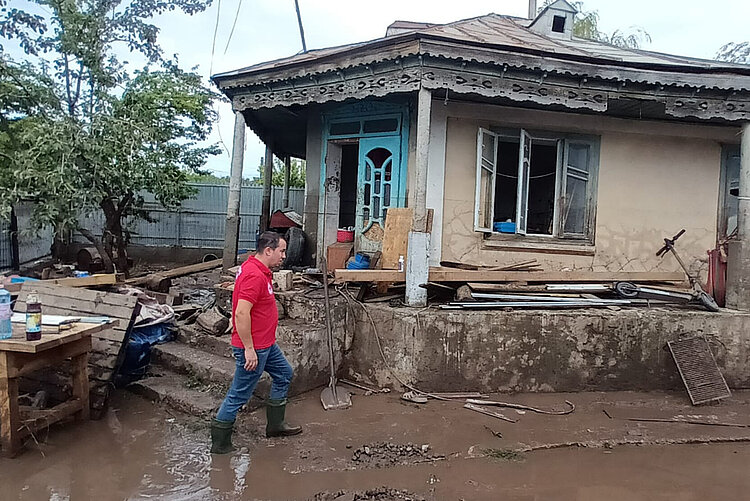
left=151, top=0, right=749, bottom=178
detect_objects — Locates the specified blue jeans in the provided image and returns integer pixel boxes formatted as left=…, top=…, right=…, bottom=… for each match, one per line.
left=215, top=344, right=293, bottom=423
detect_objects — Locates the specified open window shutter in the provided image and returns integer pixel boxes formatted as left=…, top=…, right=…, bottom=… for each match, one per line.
left=474, top=128, right=498, bottom=232
left=561, top=140, right=592, bottom=238
left=515, top=129, right=532, bottom=235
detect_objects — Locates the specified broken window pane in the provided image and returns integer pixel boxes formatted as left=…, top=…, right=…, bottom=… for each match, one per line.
left=478, top=167, right=494, bottom=230
left=563, top=176, right=587, bottom=234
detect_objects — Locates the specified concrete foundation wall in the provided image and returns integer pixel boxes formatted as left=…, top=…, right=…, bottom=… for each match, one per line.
left=439, top=102, right=741, bottom=276
left=343, top=304, right=750, bottom=393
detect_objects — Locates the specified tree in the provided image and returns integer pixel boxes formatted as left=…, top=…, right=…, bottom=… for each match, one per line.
left=0, top=0, right=219, bottom=273
left=541, top=1, right=651, bottom=49
left=716, top=42, right=750, bottom=64
left=254, top=157, right=306, bottom=188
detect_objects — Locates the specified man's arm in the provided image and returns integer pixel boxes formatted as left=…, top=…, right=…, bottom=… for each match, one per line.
left=234, top=299, right=258, bottom=371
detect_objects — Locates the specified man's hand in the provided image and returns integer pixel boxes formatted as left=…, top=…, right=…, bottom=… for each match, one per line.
left=244, top=347, right=258, bottom=371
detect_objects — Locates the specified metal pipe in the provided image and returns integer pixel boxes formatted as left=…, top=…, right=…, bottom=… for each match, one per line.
left=528, top=0, right=538, bottom=19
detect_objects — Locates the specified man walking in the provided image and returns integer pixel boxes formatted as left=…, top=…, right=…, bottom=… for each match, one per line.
left=211, top=231, right=302, bottom=454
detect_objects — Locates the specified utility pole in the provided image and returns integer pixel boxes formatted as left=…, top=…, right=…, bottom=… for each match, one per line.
left=223, top=111, right=246, bottom=270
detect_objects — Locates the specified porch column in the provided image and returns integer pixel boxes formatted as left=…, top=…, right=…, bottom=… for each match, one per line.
left=406, top=87, right=432, bottom=307
left=283, top=155, right=291, bottom=208
left=260, top=145, right=273, bottom=233
left=223, top=111, right=246, bottom=271
left=727, top=122, right=750, bottom=309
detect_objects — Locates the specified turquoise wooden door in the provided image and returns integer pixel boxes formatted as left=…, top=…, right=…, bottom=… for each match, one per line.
left=356, top=136, right=403, bottom=251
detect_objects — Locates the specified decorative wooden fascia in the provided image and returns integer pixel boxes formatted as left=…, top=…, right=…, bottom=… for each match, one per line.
left=229, top=54, right=750, bottom=122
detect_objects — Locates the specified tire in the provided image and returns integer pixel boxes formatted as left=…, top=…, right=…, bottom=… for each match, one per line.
left=284, top=227, right=306, bottom=267
left=698, top=291, right=720, bottom=312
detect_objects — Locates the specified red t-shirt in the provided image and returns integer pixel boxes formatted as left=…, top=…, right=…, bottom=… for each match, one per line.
left=231, top=256, right=278, bottom=350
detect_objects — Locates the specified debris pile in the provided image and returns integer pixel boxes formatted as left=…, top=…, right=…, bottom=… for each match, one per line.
left=310, top=488, right=425, bottom=501
left=351, top=442, right=441, bottom=468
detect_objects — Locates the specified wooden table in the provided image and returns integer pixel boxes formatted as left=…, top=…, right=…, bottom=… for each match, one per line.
left=0, top=322, right=108, bottom=457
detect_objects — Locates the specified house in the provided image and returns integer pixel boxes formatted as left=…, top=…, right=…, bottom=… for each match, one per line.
left=213, top=0, right=750, bottom=308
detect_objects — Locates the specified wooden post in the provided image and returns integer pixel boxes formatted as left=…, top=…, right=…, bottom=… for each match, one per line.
left=406, top=87, right=432, bottom=307
left=727, top=122, right=750, bottom=309
left=70, top=350, right=90, bottom=422
left=223, top=111, right=246, bottom=271
left=0, top=352, right=20, bottom=457
left=260, top=144, right=274, bottom=233
left=283, top=155, right=292, bottom=208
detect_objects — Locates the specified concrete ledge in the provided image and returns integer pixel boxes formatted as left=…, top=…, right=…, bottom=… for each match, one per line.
left=342, top=304, right=750, bottom=393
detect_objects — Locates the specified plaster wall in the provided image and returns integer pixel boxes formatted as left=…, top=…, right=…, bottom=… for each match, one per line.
left=437, top=102, right=740, bottom=275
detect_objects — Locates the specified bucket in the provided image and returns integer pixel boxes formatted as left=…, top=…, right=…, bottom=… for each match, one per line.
left=346, top=253, right=371, bottom=270
left=337, top=229, right=354, bottom=242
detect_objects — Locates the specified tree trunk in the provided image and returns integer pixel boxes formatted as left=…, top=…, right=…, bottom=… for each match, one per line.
left=101, top=197, right=131, bottom=275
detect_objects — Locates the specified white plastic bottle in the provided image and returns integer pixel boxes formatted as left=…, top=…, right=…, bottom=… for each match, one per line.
left=0, top=286, right=12, bottom=340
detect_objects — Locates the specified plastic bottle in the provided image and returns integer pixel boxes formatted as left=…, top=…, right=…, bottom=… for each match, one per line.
left=25, top=290, right=42, bottom=341
left=0, top=286, right=11, bottom=340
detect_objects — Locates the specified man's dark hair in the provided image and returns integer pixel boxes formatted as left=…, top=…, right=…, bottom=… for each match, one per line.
left=257, top=231, right=283, bottom=254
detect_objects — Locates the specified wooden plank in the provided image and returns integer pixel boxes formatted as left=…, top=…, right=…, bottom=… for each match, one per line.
left=20, top=398, right=83, bottom=437
left=43, top=274, right=118, bottom=288
left=335, top=269, right=406, bottom=282
left=335, top=268, right=686, bottom=284
left=14, top=294, right=135, bottom=320
left=18, top=283, right=137, bottom=308
left=428, top=269, right=686, bottom=283
left=4, top=337, right=92, bottom=378
left=124, top=252, right=249, bottom=285
left=381, top=208, right=413, bottom=270
left=0, top=323, right=105, bottom=354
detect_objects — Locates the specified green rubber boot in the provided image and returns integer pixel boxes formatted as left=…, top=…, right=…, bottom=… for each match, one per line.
left=210, top=418, right=236, bottom=454
left=266, top=398, right=303, bottom=438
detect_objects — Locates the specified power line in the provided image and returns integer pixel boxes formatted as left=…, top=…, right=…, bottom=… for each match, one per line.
left=209, top=0, right=222, bottom=75
left=223, top=0, right=245, bottom=55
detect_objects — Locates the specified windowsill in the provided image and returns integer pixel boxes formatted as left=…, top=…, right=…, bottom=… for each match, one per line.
left=482, top=233, right=596, bottom=256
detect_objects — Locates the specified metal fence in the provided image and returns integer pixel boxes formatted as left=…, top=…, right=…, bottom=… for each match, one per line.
left=0, top=218, right=13, bottom=271
left=74, top=184, right=306, bottom=250
left=0, top=203, right=54, bottom=272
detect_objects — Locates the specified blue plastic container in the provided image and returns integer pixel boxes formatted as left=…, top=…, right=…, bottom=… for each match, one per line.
left=346, top=253, right=371, bottom=270
left=0, top=287, right=11, bottom=340
left=493, top=221, right=517, bottom=234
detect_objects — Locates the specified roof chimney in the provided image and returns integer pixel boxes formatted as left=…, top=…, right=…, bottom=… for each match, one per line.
left=528, top=0, right=538, bottom=19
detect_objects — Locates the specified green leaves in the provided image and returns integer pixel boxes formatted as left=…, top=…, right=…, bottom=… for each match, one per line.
left=0, top=0, right=219, bottom=271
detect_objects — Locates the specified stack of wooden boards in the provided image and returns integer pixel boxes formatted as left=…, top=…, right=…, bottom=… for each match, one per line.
left=14, top=283, right=139, bottom=417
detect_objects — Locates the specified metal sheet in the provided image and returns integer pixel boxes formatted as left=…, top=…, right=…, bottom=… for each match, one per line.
left=72, top=184, right=305, bottom=250
left=668, top=336, right=731, bottom=405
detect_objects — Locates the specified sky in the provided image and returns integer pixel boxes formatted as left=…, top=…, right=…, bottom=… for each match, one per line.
left=21, top=0, right=750, bottom=178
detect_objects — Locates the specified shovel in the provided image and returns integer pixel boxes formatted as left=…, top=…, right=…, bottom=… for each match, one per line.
left=320, top=177, right=352, bottom=410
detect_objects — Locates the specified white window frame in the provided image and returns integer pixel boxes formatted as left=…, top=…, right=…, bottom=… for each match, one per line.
left=474, top=127, right=600, bottom=242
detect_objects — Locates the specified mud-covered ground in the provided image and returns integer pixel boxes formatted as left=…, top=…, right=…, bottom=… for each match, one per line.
left=3, top=389, right=750, bottom=500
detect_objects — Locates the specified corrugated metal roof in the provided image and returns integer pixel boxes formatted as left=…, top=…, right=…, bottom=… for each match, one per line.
left=213, top=13, right=749, bottom=83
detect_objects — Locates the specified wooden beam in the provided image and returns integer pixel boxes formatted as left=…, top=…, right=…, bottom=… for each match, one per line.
left=125, top=254, right=247, bottom=286
left=44, top=274, right=118, bottom=287
left=334, top=268, right=686, bottom=283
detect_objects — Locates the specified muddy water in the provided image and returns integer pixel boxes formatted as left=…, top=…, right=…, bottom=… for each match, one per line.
left=2, top=392, right=749, bottom=500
